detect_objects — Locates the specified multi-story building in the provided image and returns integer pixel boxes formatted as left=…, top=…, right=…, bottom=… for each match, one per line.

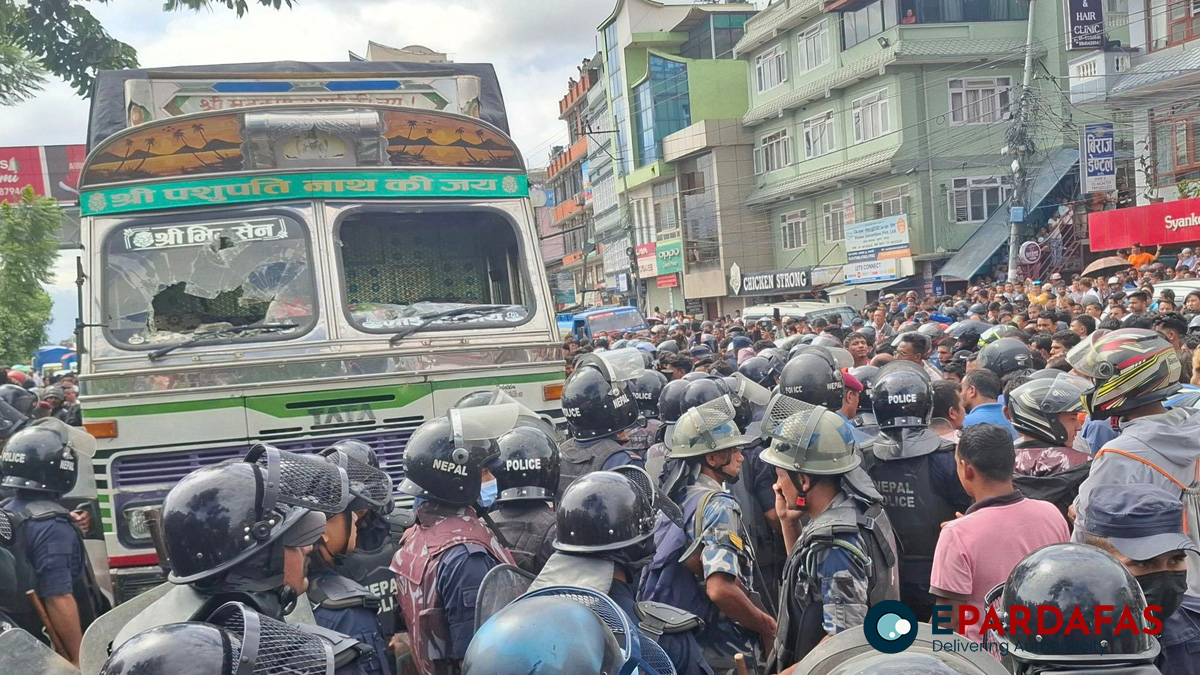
left=598, top=0, right=774, bottom=316
left=736, top=0, right=1087, bottom=293
left=1070, top=1, right=1200, bottom=259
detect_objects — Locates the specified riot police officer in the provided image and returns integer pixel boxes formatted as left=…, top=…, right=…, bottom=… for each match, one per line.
left=791, top=624, right=1010, bottom=675
left=780, top=349, right=873, bottom=449
left=100, top=601, right=368, bottom=675
left=760, top=398, right=899, bottom=669
left=865, top=364, right=970, bottom=621
left=557, top=349, right=646, bottom=497
left=531, top=469, right=711, bottom=675
left=309, top=443, right=396, bottom=675
left=484, top=424, right=559, bottom=574
left=640, top=396, right=775, bottom=674
left=986, top=544, right=1162, bottom=674
left=628, top=369, right=669, bottom=453
left=97, top=444, right=354, bottom=659
left=0, top=420, right=108, bottom=664
left=390, top=406, right=516, bottom=675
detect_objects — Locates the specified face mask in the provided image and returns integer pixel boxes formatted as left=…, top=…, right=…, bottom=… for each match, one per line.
left=1138, top=570, right=1188, bottom=622
left=478, top=480, right=498, bottom=509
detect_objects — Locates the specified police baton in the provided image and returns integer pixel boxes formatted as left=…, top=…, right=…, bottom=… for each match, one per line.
left=734, top=653, right=749, bottom=675
left=26, top=589, right=69, bottom=659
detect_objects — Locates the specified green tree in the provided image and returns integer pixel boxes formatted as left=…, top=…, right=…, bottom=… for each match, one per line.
left=0, top=0, right=294, bottom=103
left=0, top=189, right=61, bottom=364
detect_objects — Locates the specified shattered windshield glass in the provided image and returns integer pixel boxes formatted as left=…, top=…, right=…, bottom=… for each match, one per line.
left=104, top=215, right=315, bottom=348
left=339, top=210, right=532, bottom=332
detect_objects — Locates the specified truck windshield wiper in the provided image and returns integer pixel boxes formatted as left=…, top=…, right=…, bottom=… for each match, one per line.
left=147, top=323, right=299, bottom=361
left=388, top=305, right=508, bottom=347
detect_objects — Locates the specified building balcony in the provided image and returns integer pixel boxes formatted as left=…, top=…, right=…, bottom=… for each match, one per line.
left=743, top=24, right=1042, bottom=127
left=559, top=71, right=597, bottom=119
left=547, top=136, right=588, bottom=181
left=554, top=192, right=589, bottom=225
left=733, top=0, right=823, bottom=57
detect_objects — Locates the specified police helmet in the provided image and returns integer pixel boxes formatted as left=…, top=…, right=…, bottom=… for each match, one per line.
left=400, top=406, right=518, bottom=506
left=1067, top=328, right=1182, bottom=418
left=161, top=446, right=352, bottom=586
left=1005, top=373, right=1090, bottom=446
left=969, top=303, right=987, bottom=316
left=628, top=369, right=668, bottom=418
left=100, top=603, right=336, bottom=675
left=811, top=334, right=843, bottom=349
left=561, top=366, right=640, bottom=441
left=779, top=352, right=844, bottom=410
left=737, top=356, right=780, bottom=390
left=319, top=440, right=393, bottom=512
left=760, top=399, right=860, bottom=475
left=464, top=586, right=675, bottom=675
left=658, top=379, right=689, bottom=423
left=0, top=422, right=82, bottom=494
left=917, top=323, right=945, bottom=341
left=0, top=384, right=37, bottom=417
left=976, top=338, right=1035, bottom=378
left=555, top=471, right=655, bottom=553
left=988, top=544, right=1160, bottom=667
left=669, top=396, right=751, bottom=459
left=656, top=340, right=680, bottom=355
left=679, top=377, right=725, bottom=415
left=979, top=324, right=1020, bottom=346
left=872, top=367, right=933, bottom=430
left=759, top=347, right=789, bottom=370
left=488, top=425, right=560, bottom=503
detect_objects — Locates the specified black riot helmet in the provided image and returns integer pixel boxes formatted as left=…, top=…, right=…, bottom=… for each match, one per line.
left=0, top=399, right=31, bottom=442
left=1005, top=373, right=1090, bottom=446
left=976, top=337, right=1035, bottom=378
left=488, top=425, right=560, bottom=503
left=628, top=369, right=668, bottom=418
left=656, top=340, right=680, bottom=355
left=658, top=379, right=689, bottom=423
left=849, top=365, right=880, bottom=412
left=161, top=447, right=351, bottom=588
left=319, top=441, right=393, bottom=513
left=0, top=422, right=83, bottom=494
left=555, top=471, right=656, bottom=553
left=680, top=377, right=725, bottom=415
left=738, top=355, right=781, bottom=389
left=400, top=406, right=519, bottom=506
left=987, top=544, right=1160, bottom=670
left=0, top=384, right=37, bottom=417
left=759, top=347, right=788, bottom=370
left=779, top=353, right=844, bottom=410
left=872, top=367, right=934, bottom=430
left=98, top=604, right=337, bottom=675
left=561, top=367, right=640, bottom=441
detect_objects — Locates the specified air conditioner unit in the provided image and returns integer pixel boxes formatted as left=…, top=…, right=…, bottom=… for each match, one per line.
left=575, top=194, right=587, bottom=207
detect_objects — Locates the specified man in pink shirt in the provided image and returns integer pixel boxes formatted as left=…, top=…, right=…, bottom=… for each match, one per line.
left=930, top=424, right=1069, bottom=643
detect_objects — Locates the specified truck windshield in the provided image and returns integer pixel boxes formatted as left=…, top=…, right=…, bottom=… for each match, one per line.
left=103, top=215, right=316, bottom=348
left=338, top=210, right=531, bottom=332
left=586, top=309, right=646, bottom=336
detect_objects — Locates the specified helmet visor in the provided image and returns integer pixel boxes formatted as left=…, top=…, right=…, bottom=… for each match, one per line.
left=450, top=404, right=521, bottom=444
left=762, top=394, right=814, bottom=441
left=729, top=372, right=772, bottom=406
left=208, top=601, right=334, bottom=675
left=37, top=417, right=95, bottom=459
left=1066, top=333, right=1107, bottom=379
left=320, top=448, right=393, bottom=509
left=575, top=348, right=646, bottom=383
left=245, top=445, right=351, bottom=514
left=1036, top=373, right=1091, bottom=414
left=609, top=465, right=685, bottom=530
left=684, top=396, right=752, bottom=451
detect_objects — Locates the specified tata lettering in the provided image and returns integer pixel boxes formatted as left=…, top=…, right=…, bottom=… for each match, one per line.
left=309, top=404, right=377, bottom=426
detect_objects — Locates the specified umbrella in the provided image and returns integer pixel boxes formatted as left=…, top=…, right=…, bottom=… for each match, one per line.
left=947, top=319, right=993, bottom=337
left=1082, top=255, right=1132, bottom=278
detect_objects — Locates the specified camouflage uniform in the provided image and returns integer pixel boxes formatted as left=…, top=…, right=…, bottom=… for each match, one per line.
left=641, top=475, right=763, bottom=674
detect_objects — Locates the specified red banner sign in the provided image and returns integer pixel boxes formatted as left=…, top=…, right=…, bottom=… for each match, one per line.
left=0, top=145, right=86, bottom=205
left=1089, top=197, right=1200, bottom=251
left=656, top=274, right=679, bottom=289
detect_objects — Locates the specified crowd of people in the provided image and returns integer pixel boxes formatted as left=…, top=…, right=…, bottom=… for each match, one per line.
left=3, top=259, right=1200, bottom=674
left=0, top=366, right=82, bottom=426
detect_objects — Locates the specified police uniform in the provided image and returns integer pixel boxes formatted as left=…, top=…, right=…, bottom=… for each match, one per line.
left=485, top=501, right=556, bottom=575
left=334, top=511, right=406, bottom=637
left=391, top=501, right=514, bottom=675
left=626, top=417, right=665, bottom=453
left=726, top=440, right=784, bottom=609
left=309, top=559, right=392, bottom=675
left=556, top=436, right=642, bottom=498
left=640, top=475, right=762, bottom=673
left=866, top=428, right=970, bottom=620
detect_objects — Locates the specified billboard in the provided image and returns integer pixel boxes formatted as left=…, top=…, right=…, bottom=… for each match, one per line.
left=636, top=243, right=658, bottom=278
left=1080, top=123, right=1116, bottom=193
left=655, top=237, right=683, bottom=275
left=0, top=145, right=86, bottom=204
left=1065, top=0, right=1105, bottom=51
left=845, top=214, right=912, bottom=263
left=1088, top=196, right=1200, bottom=250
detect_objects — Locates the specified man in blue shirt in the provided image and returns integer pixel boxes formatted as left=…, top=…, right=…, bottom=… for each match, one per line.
left=960, top=369, right=1017, bottom=439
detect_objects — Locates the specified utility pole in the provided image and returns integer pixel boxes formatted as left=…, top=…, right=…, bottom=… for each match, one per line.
left=1007, top=0, right=1038, bottom=284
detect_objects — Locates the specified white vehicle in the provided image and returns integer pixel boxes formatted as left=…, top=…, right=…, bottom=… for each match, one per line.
left=75, top=63, right=565, bottom=603
left=741, top=302, right=858, bottom=326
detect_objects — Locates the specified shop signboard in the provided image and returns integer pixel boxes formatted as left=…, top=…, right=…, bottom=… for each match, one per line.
left=655, top=237, right=683, bottom=275
left=657, top=274, right=679, bottom=289
left=730, top=266, right=813, bottom=297
left=845, top=214, right=911, bottom=263
left=636, top=243, right=658, bottom=278
left=1065, top=0, right=1105, bottom=51
left=844, top=258, right=903, bottom=284
left=685, top=298, right=704, bottom=316
left=1080, top=123, right=1116, bottom=193
left=1089, top=196, right=1200, bottom=250
left=0, top=145, right=86, bottom=204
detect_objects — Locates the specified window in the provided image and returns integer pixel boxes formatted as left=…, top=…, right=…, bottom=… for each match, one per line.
left=781, top=210, right=808, bottom=250
left=1150, top=0, right=1200, bottom=51
left=632, top=55, right=691, bottom=167
left=1149, top=103, right=1200, bottom=186
left=104, top=215, right=316, bottom=350
left=803, top=112, right=836, bottom=159
left=853, top=89, right=890, bottom=143
left=823, top=200, right=845, bottom=242
left=652, top=181, right=679, bottom=235
left=756, top=46, right=788, bottom=92
left=873, top=185, right=909, bottom=219
left=949, top=77, right=1012, bottom=125
left=843, top=0, right=897, bottom=49
left=755, top=129, right=792, bottom=174
left=905, top=0, right=1030, bottom=23
left=948, top=176, right=1012, bottom=223
left=798, top=21, right=830, bottom=73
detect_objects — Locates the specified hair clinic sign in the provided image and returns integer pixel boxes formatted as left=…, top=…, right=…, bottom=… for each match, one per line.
left=1089, top=196, right=1200, bottom=251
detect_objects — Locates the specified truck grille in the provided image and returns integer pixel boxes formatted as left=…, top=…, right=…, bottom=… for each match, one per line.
left=110, top=424, right=422, bottom=492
